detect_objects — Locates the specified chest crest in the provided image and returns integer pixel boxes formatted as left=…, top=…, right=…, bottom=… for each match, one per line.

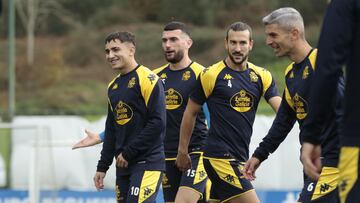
left=160, top=73, right=167, bottom=79
left=182, top=71, right=191, bottom=81
left=249, top=71, right=258, bottom=82
left=302, top=66, right=309, bottom=79
left=127, top=77, right=136, bottom=88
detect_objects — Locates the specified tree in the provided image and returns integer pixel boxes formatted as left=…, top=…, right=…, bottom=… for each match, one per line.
left=16, top=0, right=81, bottom=65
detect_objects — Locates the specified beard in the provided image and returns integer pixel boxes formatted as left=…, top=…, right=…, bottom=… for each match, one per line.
left=228, top=51, right=249, bottom=65
left=164, top=50, right=184, bottom=64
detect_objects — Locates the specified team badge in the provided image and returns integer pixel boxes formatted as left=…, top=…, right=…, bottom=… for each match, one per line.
left=249, top=71, right=258, bottom=82
left=116, top=185, right=123, bottom=201
left=302, top=66, right=309, bottom=79
left=127, top=77, right=136, bottom=88
left=160, top=73, right=167, bottom=79
left=182, top=71, right=191, bottom=81
left=162, top=174, right=169, bottom=187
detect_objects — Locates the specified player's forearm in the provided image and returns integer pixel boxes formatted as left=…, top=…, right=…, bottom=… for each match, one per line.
left=97, top=141, right=116, bottom=172
left=178, top=110, right=197, bottom=154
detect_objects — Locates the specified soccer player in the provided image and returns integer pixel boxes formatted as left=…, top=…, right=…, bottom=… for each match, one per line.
left=74, top=22, right=210, bottom=203
left=154, top=21, right=209, bottom=203
left=243, top=8, right=344, bottom=203
left=176, top=22, right=281, bottom=203
left=94, top=31, right=166, bottom=203
left=300, top=0, right=360, bottom=202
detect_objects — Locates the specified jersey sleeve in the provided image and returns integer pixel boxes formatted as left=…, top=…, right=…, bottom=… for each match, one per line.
left=190, top=70, right=209, bottom=105
left=252, top=91, right=297, bottom=162
left=122, top=76, right=166, bottom=161
left=97, top=103, right=116, bottom=172
left=262, top=70, right=280, bottom=101
left=302, top=0, right=352, bottom=144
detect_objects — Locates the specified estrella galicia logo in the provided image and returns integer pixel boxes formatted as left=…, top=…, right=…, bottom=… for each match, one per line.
left=230, top=90, right=254, bottom=112
left=165, top=88, right=183, bottom=110
left=293, top=93, right=308, bottom=120
left=114, top=101, right=133, bottom=125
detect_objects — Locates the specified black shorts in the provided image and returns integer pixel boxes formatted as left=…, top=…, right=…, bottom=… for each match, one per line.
left=115, top=170, right=163, bottom=203
left=298, top=166, right=339, bottom=203
left=162, top=152, right=208, bottom=202
left=338, top=146, right=360, bottom=203
left=203, top=157, right=254, bottom=202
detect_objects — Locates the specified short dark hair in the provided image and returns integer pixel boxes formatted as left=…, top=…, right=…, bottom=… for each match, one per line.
left=226, top=22, right=253, bottom=41
left=105, top=31, right=136, bottom=46
left=163, top=21, right=191, bottom=37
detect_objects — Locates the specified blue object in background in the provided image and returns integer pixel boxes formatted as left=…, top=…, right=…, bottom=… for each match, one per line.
left=202, top=103, right=210, bottom=127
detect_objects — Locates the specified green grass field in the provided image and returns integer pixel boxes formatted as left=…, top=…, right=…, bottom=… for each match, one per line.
left=0, top=129, right=10, bottom=187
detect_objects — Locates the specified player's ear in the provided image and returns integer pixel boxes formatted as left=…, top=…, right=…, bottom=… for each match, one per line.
left=224, top=38, right=230, bottom=50
left=128, top=44, right=136, bottom=56
left=186, top=38, right=193, bottom=49
left=290, top=27, right=300, bottom=40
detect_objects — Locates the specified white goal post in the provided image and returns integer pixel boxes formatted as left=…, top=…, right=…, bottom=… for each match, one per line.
left=0, top=123, right=78, bottom=203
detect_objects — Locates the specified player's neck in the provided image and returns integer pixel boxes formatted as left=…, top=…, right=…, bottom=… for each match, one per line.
left=119, top=59, right=138, bottom=75
left=290, top=41, right=312, bottom=64
left=225, top=57, right=247, bottom=71
left=169, top=56, right=192, bottom=70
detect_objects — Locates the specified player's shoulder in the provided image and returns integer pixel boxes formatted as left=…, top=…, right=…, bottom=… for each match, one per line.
left=284, top=62, right=295, bottom=77
left=136, top=65, right=159, bottom=81
left=189, top=62, right=206, bottom=78
left=107, top=74, right=121, bottom=89
left=201, top=60, right=226, bottom=79
left=153, top=64, right=169, bottom=74
left=248, top=62, right=273, bottom=80
left=248, top=62, right=270, bottom=74
left=308, top=49, right=318, bottom=70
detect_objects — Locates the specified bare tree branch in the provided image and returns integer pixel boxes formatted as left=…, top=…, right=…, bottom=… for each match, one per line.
left=15, top=0, right=29, bottom=32
left=14, top=0, right=82, bottom=65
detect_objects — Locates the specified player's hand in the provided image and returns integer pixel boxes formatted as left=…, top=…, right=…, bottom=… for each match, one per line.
left=93, top=171, right=106, bottom=191
left=243, top=157, right=261, bottom=181
left=116, top=153, right=129, bottom=168
left=301, top=142, right=322, bottom=180
left=175, top=151, right=192, bottom=171
left=72, top=129, right=102, bottom=150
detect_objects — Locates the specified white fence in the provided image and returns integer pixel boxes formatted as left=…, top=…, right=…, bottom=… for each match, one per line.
left=6, top=115, right=302, bottom=192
